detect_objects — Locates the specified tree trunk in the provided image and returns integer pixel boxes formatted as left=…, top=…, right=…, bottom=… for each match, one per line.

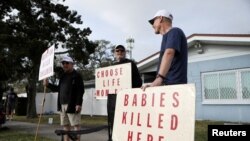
left=26, top=80, right=37, bottom=118
left=0, top=83, right=3, bottom=103
left=26, top=69, right=39, bottom=118
left=0, top=82, right=7, bottom=103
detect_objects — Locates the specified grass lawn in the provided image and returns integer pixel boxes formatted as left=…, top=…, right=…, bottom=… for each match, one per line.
left=194, top=120, right=224, bottom=141
left=0, top=115, right=224, bottom=141
left=0, top=129, right=54, bottom=141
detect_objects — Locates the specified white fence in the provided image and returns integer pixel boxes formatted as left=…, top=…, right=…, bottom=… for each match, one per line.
left=31, top=88, right=108, bottom=116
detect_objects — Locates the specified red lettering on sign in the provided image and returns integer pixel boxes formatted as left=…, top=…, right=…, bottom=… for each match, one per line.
left=160, top=93, right=165, bottom=107
left=124, top=94, right=129, bottom=106
left=117, top=78, right=120, bottom=86
left=137, top=132, right=141, bottom=141
left=96, top=67, right=124, bottom=78
left=110, top=69, right=113, bottom=76
left=147, top=134, right=153, bottom=141
left=127, top=131, right=165, bottom=141
left=170, top=114, right=178, bottom=130
left=141, top=93, right=146, bottom=106
left=102, top=78, right=120, bottom=87
left=130, top=112, right=134, bottom=125
left=115, top=68, right=118, bottom=76
left=95, top=89, right=109, bottom=96
left=159, top=136, right=164, bottom=141
left=101, top=70, right=104, bottom=77
left=122, top=112, right=127, bottom=124
left=132, top=94, right=137, bottom=106
left=158, top=114, right=164, bottom=129
left=147, top=113, right=152, bottom=128
left=127, top=131, right=133, bottom=141
left=105, top=70, right=108, bottom=77
left=151, top=93, right=155, bottom=107
left=120, top=111, right=179, bottom=130
left=119, top=67, right=123, bottom=75
left=137, top=113, right=141, bottom=126
left=172, top=92, right=179, bottom=107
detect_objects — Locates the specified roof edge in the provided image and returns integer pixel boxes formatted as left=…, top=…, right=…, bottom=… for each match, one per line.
left=137, top=33, right=250, bottom=65
left=187, top=33, right=250, bottom=40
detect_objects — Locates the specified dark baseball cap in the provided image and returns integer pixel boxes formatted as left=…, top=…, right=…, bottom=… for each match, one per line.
left=115, top=45, right=125, bottom=50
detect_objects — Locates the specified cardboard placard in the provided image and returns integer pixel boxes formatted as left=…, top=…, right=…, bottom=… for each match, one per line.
left=112, top=84, right=196, bottom=141
left=95, top=63, right=132, bottom=99
left=38, top=46, right=54, bottom=81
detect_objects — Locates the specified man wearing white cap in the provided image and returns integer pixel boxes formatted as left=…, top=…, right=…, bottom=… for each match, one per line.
left=44, top=56, right=84, bottom=141
left=142, top=9, right=187, bottom=90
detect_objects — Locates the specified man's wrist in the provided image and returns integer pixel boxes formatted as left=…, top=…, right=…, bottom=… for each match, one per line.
left=157, top=74, right=166, bottom=80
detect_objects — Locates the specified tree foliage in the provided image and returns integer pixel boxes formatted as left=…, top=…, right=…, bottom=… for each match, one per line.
left=77, top=40, right=115, bottom=80
left=0, top=0, right=96, bottom=117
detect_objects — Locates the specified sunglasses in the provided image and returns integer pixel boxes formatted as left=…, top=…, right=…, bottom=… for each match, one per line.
left=115, top=49, right=125, bottom=53
left=62, top=61, right=70, bottom=65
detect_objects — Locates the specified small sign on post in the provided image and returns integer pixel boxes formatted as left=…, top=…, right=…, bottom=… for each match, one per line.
left=38, top=46, right=55, bottom=81
left=36, top=45, right=55, bottom=141
left=112, top=84, right=196, bottom=141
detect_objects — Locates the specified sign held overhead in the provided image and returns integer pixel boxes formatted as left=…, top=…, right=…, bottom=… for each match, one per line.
left=38, top=46, right=55, bottom=81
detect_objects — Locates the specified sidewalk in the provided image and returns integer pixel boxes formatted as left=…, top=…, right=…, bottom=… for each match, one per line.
left=4, top=120, right=108, bottom=141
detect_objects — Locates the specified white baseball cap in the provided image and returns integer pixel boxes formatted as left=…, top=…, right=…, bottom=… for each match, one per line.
left=61, top=56, right=74, bottom=63
left=149, top=9, right=173, bottom=25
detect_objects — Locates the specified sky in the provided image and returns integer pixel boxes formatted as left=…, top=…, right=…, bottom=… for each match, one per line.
left=63, top=0, right=250, bottom=62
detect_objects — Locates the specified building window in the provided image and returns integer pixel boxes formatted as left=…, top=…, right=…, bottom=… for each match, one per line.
left=241, top=70, right=250, bottom=99
left=202, top=68, right=250, bottom=104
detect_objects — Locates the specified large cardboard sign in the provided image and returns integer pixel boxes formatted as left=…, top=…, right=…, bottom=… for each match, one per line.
left=95, top=63, right=132, bottom=99
left=112, top=84, right=196, bottom=141
left=38, top=46, right=54, bottom=81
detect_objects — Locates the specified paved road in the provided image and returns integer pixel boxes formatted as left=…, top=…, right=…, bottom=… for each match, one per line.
left=3, top=120, right=109, bottom=141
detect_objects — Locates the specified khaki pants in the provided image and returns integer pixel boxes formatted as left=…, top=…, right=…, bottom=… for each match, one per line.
left=60, top=104, right=81, bottom=126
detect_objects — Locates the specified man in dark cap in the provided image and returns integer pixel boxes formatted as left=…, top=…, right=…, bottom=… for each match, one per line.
left=107, top=45, right=142, bottom=141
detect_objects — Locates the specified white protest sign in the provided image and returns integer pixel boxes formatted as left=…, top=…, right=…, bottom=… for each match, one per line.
left=95, top=63, right=132, bottom=99
left=112, top=84, right=196, bottom=141
left=38, top=46, right=54, bottom=81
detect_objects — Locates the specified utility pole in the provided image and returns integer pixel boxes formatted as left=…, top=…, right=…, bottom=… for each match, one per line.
left=126, top=37, right=134, bottom=59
